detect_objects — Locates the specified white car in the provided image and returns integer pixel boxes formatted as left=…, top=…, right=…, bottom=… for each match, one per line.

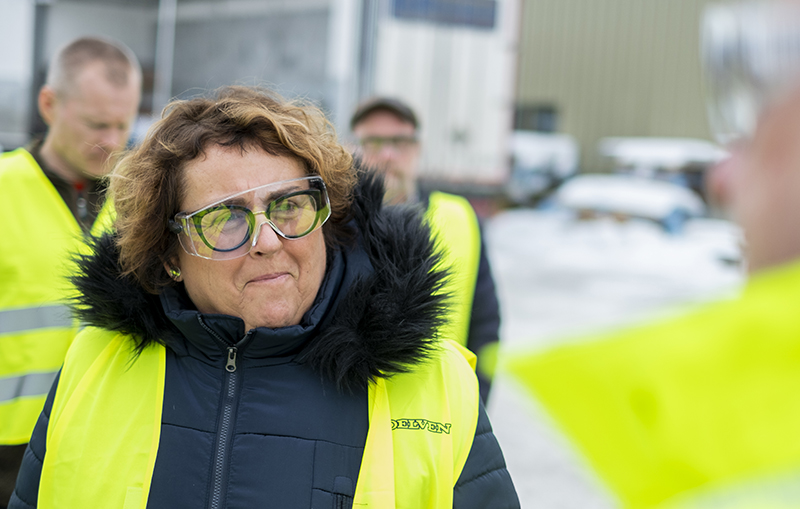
left=552, top=173, right=706, bottom=233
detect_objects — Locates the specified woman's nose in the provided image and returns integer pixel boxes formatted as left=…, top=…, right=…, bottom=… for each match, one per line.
left=250, top=219, right=283, bottom=255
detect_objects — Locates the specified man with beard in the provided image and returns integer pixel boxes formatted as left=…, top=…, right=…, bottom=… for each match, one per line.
left=351, top=98, right=501, bottom=404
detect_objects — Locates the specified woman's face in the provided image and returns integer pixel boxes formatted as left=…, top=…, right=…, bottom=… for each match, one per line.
left=175, top=144, right=327, bottom=331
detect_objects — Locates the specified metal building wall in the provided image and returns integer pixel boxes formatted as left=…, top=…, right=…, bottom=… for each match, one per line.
left=516, top=0, right=719, bottom=172
left=170, top=1, right=331, bottom=106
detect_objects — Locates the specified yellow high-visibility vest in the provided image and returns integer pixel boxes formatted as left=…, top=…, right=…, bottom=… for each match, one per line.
left=506, top=259, right=800, bottom=509
left=425, top=192, right=481, bottom=347
left=40, top=328, right=479, bottom=508
left=0, top=148, right=110, bottom=445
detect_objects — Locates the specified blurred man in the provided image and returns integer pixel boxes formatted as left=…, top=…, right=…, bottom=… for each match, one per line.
left=0, top=36, right=140, bottom=506
left=351, top=98, right=501, bottom=403
left=506, top=2, right=800, bottom=508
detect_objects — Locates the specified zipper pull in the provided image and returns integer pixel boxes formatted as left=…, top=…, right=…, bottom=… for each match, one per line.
left=226, top=347, right=238, bottom=372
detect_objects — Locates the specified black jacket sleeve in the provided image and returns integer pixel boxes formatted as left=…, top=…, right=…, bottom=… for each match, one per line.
left=7, top=372, right=59, bottom=509
left=454, top=400, right=520, bottom=508
left=467, top=227, right=502, bottom=404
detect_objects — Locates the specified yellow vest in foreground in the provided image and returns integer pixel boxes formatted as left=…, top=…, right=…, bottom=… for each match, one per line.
left=40, top=329, right=479, bottom=508
left=506, top=260, right=800, bottom=509
left=0, top=149, right=110, bottom=444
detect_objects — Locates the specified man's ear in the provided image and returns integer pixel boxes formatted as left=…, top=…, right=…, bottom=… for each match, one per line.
left=38, top=86, right=58, bottom=127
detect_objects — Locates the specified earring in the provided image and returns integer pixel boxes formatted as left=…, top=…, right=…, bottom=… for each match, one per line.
left=168, top=266, right=182, bottom=281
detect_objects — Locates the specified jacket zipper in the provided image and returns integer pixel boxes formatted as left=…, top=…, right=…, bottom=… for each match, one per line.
left=197, top=315, right=251, bottom=509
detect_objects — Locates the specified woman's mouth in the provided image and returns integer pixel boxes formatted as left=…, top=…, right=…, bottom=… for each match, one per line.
left=248, top=272, right=289, bottom=285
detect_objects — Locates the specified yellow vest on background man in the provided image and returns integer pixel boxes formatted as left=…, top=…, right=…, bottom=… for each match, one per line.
left=426, top=191, right=499, bottom=381
left=39, top=329, right=479, bottom=509
left=0, top=148, right=110, bottom=445
left=506, top=259, right=800, bottom=509
left=425, top=191, right=483, bottom=342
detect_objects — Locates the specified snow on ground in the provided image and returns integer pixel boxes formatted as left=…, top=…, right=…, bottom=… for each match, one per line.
left=483, top=208, right=745, bottom=508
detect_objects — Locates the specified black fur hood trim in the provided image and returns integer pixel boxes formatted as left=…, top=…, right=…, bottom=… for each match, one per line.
left=71, top=171, right=449, bottom=391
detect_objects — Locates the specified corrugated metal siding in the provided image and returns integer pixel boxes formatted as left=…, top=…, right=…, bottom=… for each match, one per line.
left=516, top=0, right=718, bottom=172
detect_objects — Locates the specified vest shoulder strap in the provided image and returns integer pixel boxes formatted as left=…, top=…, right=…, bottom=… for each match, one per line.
left=40, top=329, right=165, bottom=509
left=0, top=149, right=67, bottom=219
left=354, top=339, right=480, bottom=508
left=425, top=192, right=482, bottom=346
left=91, top=197, right=117, bottom=237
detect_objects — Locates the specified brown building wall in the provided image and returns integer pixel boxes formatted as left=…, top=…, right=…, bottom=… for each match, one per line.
left=516, top=0, right=719, bottom=172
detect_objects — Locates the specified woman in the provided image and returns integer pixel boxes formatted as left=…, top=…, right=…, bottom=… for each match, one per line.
left=10, top=86, right=519, bottom=508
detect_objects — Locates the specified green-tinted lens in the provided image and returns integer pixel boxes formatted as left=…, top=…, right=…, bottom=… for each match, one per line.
left=194, top=205, right=253, bottom=252
left=267, top=190, right=322, bottom=238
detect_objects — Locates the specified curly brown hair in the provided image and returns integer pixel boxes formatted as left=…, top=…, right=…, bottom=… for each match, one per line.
left=110, top=85, right=356, bottom=294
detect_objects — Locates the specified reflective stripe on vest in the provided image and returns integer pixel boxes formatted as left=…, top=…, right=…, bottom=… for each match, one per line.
left=0, top=305, right=73, bottom=335
left=0, top=148, right=111, bottom=444
left=41, top=329, right=479, bottom=508
left=424, top=192, right=481, bottom=347
left=0, top=371, right=59, bottom=403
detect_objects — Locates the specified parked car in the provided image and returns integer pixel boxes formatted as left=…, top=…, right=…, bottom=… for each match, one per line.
left=550, top=173, right=707, bottom=234
left=598, top=136, right=728, bottom=203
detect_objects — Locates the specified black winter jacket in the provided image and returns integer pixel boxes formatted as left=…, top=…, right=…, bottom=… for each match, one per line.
left=10, top=173, right=519, bottom=509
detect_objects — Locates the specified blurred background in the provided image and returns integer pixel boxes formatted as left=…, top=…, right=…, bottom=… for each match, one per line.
left=0, top=0, right=747, bottom=506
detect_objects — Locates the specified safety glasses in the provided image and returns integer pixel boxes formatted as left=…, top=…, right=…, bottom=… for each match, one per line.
left=170, top=176, right=331, bottom=260
left=702, top=0, right=800, bottom=146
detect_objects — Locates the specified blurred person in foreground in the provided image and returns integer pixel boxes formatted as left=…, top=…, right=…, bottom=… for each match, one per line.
left=505, top=1, right=800, bottom=508
left=9, top=86, right=519, bottom=508
left=0, top=36, right=140, bottom=507
left=350, top=97, right=502, bottom=404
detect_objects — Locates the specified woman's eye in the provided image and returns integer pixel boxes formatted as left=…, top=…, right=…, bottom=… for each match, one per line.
left=203, top=208, right=247, bottom=232
left=273, top=199, right=301, bottom=214
left=227, top=208, right=249, bottom=220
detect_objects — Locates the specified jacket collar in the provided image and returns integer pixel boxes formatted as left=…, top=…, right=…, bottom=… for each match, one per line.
left=71, top=171, right=449, bottom=391
left=158, top=248, right=346, bottom=362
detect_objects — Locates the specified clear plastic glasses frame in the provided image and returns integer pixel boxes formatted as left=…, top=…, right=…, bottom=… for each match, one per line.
left=169, top=176, right=331, bottom=260
left=702, top=0, right=800, bottom=146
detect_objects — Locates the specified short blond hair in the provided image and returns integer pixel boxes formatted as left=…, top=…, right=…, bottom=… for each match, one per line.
left=47, top=36, right=141, bottom=97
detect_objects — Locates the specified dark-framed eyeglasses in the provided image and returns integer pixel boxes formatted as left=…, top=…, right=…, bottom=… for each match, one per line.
left=169, top=176, right=331, bottom=260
